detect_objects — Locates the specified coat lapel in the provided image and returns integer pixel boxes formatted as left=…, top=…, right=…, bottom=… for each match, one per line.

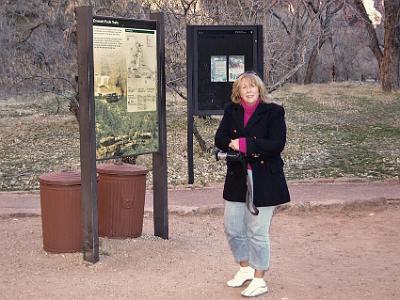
left=232, top=104, right=245, bottom=133
left=245, top=103, right=270, bottom=131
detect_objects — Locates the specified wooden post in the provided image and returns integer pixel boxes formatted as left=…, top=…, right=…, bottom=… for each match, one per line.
left=187, top=26, right=195, bottom=184
left=76, top=6, right=99, bottom=263
left=150, top=12, right=168, bottom=239
left=256, top=25, right=264, bottom=80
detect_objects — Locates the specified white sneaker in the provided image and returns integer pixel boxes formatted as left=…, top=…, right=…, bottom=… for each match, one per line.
left=241, top=278, right=268, bottom=297
left=226, top=266, right=255, bottom=287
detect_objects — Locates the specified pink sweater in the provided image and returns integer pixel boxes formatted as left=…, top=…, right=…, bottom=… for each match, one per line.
left=239, top=99, right=260, bottom=159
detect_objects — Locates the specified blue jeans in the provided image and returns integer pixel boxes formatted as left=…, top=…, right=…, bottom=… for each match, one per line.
left=224, top=171, right=275, bottom=270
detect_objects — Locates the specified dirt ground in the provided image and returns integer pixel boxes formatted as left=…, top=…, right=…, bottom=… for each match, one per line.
left=1, top=205, right=400, bottom=300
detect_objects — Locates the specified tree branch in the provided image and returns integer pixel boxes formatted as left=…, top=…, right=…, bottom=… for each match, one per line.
left=269, top=9, right=291, bottom=35
left=166, top=83, right=187, bottom=100
left=15, top=22, right=48, bottom=45
left=267, top=45, right=307, bottom=92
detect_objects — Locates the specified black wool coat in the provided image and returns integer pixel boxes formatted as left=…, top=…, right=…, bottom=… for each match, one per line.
left=215, top=101, right=290, bottom=207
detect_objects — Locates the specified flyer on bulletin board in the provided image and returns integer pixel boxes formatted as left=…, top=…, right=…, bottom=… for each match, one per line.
left=211, top=56, right=227, bottom=82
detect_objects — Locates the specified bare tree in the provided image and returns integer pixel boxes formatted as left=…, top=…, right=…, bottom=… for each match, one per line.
left=0, top=0, right=147, bottom=118
left=0, top=1, right=76, bottom=113
left=265, top=1, right=318, bottom=86
left=350, top=0, right=400, bottom=91
left=303, top=0, right=345, bottom=84
left=2, top=0, right=394, bottom=120
left=259, top=1, right=344, bottom=88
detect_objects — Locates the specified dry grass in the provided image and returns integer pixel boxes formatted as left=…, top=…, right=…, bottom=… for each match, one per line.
left=0, top=82, right=399, bottom=191
left=275, top=82, right=400, bottom=180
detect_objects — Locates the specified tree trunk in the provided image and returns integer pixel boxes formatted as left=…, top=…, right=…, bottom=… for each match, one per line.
left=351, top=0, right=400, bottom=90
left=353, top=0, right=383, bottom=63
left=304, top=40, right=325, bottom=84
left=381, top=0, right=400, bottom=91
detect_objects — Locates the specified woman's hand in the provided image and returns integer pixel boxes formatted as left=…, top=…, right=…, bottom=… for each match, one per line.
left=229, top=139, right=240, bottom=151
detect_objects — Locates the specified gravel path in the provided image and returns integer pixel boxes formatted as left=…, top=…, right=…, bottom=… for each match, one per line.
left=1, top=205, right=399, bottom=299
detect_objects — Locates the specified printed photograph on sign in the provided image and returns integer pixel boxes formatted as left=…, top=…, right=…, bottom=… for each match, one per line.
left=229, top=55, right=245, bottom=82
left=126, top=29, right=157, bottom=112
left=93, top=17, right=159, bottom=160
left=93, top=26, right=126, bottom=103
left=211, top=56, right=227, bottom=82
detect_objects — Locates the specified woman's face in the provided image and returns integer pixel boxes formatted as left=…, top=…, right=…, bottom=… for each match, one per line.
left=239, top=78, right=259, bottom=104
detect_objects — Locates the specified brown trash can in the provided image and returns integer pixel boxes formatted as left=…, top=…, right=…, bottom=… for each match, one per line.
left=39, top=171, right=82, bottom=253
left=97, top=163, right=147, bottom=238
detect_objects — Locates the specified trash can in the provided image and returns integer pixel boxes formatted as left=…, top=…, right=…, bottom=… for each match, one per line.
left=39, top=171, right=82, bottom=253
left=97, top=163, right=147, bottom=238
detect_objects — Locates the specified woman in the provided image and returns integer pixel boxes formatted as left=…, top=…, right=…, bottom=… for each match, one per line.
left=215, top=71, right=290, bottom=297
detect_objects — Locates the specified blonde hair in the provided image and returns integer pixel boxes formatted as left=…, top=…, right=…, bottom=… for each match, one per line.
left=231, top=72, right=270, bottom=104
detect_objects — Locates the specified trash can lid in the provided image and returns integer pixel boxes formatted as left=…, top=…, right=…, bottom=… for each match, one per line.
left=39, top=171, right=81, bottom=185
left=97, top=163, right=148, bottom=176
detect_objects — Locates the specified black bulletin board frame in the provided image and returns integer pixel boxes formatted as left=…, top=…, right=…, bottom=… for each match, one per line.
left=188, top=25, right=264, bottom=116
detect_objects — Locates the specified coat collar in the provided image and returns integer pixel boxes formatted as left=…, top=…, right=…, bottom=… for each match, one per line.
left=232, top=102, right=270, bottom=132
